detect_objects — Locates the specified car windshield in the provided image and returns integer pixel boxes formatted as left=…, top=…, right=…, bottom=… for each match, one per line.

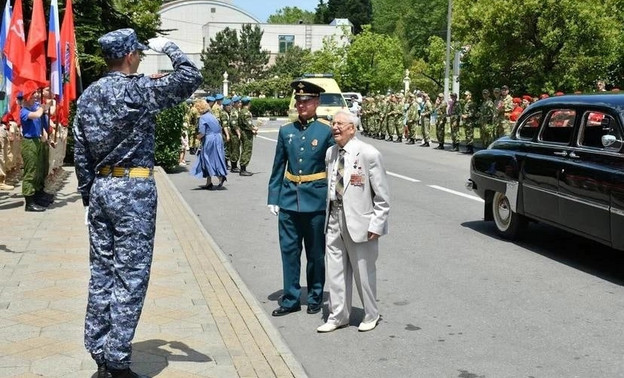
left=320, top=93, right=345, bottom=107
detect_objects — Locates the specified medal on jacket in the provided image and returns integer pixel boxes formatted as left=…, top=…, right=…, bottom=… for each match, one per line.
left=287, top=133, right=294, bottom=144
left=311, top=139, right=318, bottom=147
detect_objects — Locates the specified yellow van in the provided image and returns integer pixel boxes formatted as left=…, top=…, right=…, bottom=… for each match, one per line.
left=288, top=74, right=348, bottom=121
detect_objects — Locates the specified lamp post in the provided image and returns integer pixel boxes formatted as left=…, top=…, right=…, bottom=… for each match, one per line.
left=273, top=75, right=279, bottom=98
left=403, top=69, right=411, bottom=94
left=222, top=71, right=229, bottom=97
left=444, top=0, right=452, bottom=101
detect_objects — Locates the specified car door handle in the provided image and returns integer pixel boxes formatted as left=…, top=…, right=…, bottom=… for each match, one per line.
left=568, top=151, right=580, bottom=159
left=553, top=151, right=568, bottom=157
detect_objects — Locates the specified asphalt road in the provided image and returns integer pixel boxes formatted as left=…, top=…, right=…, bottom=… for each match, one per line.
left=168, top=120, right=624, bottom=378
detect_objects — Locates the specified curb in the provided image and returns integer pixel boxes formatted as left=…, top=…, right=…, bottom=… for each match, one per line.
left=156, top=167, right=308, bottom=378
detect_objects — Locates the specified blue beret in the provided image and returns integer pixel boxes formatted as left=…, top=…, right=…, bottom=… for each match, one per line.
left=241, top=96, right=251, bottom=104
left=232, top=96, right=241, bottom=102
left=222, top=98, right=232, bottom=106
left=98, top=28, right=148, bottom=59
left=215, top=94, right=224, bottom=101
left=205, top=96, right=216, bottom=102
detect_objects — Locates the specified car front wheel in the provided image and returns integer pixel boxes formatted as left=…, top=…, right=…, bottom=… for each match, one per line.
left=491, top=191, right=527, bottom=239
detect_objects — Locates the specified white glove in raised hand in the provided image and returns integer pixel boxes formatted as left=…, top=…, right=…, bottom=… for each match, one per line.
left=268, top=204, right=280, bottom=216
left=147, top=37, right=171, bottom=53
left=84, top=206, right=89, bottom=226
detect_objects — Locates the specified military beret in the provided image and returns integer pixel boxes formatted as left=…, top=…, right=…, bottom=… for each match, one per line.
left=222, top=98, right=232, bottom=106
left=205, top=96, right=216, bottom=102
left=291, top=79, right=325, bottom=100
left=98, top=28, right=148, bottom=59
left=522, top=95, right=532, bottom=101
left=554, top=91, right=564, bottom=96
left=232, top=96, right=241, bottom=103
left=512, top=97, right=521, bottom=104
left=215, top=94, right=224, bottom=101
left=540, top=93, right=549, bottom=99
left=21, top=80, right=40, bottom=100
left=241, top=96, right=251, bottom=104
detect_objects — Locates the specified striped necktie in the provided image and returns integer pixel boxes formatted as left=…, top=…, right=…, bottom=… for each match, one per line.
left=335, top=148, right=346, bottom=199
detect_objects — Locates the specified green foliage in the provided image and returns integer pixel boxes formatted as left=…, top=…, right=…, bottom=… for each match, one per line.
left=318, top=0, right=372, bottom=34
left=249, top=98, right=290, bottom=117
left=343, top=25, right=403, bottom=94
left=200, top=25, right=269, bottom=93
left=454, top=0, right=623, bottom=95
left=233, top=76, right=292, bottom=99
left=268, top=46, right=313, bottom=79
left=268, top=6, right=316, bottom=24
left=155, top=104, right=186, bottom=172
left=306, top=35, right=349, bottom=84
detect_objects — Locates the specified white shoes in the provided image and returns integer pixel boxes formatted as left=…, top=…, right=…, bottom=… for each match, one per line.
left=357, top=315, right=380, bottom=332
left=316, top=322, right=348, bottom=333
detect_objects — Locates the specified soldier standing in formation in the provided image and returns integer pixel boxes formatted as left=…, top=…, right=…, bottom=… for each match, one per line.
left=238, top=96, right=255, bottom=176
left=434, top=93, right=447, bottom=149
left=461, top=91, right=477, bottom=154
left=267, top=79, right=334, bottom=317
left=448, top=92, right=462, bottom=151
left=228, top=96, right=242, bottom=172
left=479, top=89, right=496, bottom=148
left=405, top=93, right=420, bottom=145
left=500, top=85, right=514, bottom=136
left=220, top=98, right=232, bottom=165
left=419, top=93, right=432, bottom=147
left=73, top=29, right=201, bottom=377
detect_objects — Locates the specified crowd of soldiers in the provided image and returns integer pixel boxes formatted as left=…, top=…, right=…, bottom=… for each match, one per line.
left=360, top=85, right=540, bottom=154
left=0, top=89, right=69, bottom=197
left=182, top=94, right=258, bottom=175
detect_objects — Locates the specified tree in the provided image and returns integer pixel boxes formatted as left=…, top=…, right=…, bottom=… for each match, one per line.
left=343, top=25, right=403, bottom=94
left=453, top=0, right=624, bottom=95
left=268, top=45, right=313, bottom=79
left=267, top=6, right=315, bottom=24
left=325, top=0, right=372, bottom=34
left=408, top=36, right=446, bottom=95
left=306, top=34, right=348, bottom=85
left=200, top=28, right=239, bottom=93
left=238, top=24, right=270, bottom=82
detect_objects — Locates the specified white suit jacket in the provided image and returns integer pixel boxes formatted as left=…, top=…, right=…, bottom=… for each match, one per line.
left=324, top=138, right=390, bottom=242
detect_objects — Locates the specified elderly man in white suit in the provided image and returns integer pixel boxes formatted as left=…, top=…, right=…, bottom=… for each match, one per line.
left=317, top=110, right=390, bottom=333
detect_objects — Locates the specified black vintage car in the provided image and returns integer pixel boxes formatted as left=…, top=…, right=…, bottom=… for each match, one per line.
left=467, top=94, right=624, bottom=250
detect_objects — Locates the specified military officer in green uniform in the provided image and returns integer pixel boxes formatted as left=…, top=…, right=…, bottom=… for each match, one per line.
left=448, top=92, right=462, bottom=151
left=229, top=96, right=242, bottom=172
left=461, top=91, right=477, bottom=154
left=420, top=93, right=433, bottom=147
left=238, top=96, right=255, bottom=176
left=267, top=79, right=334, bottom=317
left=434, top=93, right=448, bottom=149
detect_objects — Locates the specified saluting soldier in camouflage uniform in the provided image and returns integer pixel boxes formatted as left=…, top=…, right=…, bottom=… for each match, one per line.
left=479, top=89, right=496, bottom=148
left=448, top=92, right=462, bottom=151
left=461, top=91, right=477, bottom=154
left=73, top=29, right=201, bottom=377
left=420, top=93, right=433, bottom=147
left=434, top=93, right=448, bottom=149
left=238, top=96, right=255, bottom=176
left=229, top=96, right=242, bottom=172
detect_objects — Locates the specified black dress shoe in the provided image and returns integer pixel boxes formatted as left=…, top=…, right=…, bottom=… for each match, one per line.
left=272, top=305, right=301, bottom=317
left=306, top=304, right=322, bottom=314
left=109, top=368, right=140, bottom=378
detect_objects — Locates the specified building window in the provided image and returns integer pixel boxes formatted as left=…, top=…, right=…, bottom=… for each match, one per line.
left=279, top=35, right=295, bottom=53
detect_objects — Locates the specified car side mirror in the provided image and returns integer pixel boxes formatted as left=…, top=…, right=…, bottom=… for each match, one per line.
left=602, top=134, right=618, bottom=147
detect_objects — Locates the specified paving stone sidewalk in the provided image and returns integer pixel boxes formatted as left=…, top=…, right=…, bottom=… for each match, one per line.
left=0, top=167, right=306, bottom=378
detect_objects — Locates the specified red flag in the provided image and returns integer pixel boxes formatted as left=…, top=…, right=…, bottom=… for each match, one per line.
left=3, top=0, right=25, bottom=121
left=23, top=0, right=47, bottom=86
left=59, top=0, right=77, bottom=125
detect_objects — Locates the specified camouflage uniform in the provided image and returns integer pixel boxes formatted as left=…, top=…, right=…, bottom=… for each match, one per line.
left=479, top=90, right=496, bottom=148
left=434, top=94, right=448, bottom=149
left=461, top=92, right=478, bottom=153
left=238, top=97, right=254, bottom=176
left=420, top=96, right=433, bottom=146
left=220, top=100, right=231, bottom=163
left=501, top=90, right=514, bottom=136
left=73, top=29, right=201, bottom=371
left=229, top=97, right=242, bottom=172
left=448, top=94, right=462, bottom=151
left=405, top=97, right=420, bottom=144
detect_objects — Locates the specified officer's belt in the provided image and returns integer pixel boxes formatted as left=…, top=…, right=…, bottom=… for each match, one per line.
left=284, top=171, right=327, bottom=184
left=98, top=166, right=153, bottom=178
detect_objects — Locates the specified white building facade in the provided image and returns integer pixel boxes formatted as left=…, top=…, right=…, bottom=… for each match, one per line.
left=140, top=0, right=351, bottom=75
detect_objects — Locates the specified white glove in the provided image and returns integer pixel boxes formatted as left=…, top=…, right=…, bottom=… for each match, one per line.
left=147, top=37, right=171, bottom=53
left=84, top=206, right=89, bottom=226
left=268, top=204, right=280, bottom=216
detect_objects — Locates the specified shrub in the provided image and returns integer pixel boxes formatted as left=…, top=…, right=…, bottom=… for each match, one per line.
left=155, top=103, right=186, bottom=172
left=249, top=98, right=290, bottom=117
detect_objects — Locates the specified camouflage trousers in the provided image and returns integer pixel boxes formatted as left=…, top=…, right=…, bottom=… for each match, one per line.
left=464, top=122, right=475, bottom=146
left=229, top=130, right=241, bottom=163
left=480, top=124, right=496, bottom=148
left=85, top=177, right=157, bottom=370
left=239, top=129, right=254, bottom=167
left=449, top=116, right=460, bottom=144
left=407, top=121, right=420, bottom=140
left=421, top=117, right=431, bottom=143
left=436, top=116, right=447, bottom=144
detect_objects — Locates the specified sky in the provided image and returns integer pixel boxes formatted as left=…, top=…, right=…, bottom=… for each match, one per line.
left=232, top=0, right=320, bottom=23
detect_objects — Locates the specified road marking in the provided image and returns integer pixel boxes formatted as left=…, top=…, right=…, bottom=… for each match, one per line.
left=257, top=134, right=482, bottom=203
left=428, top=185, right=484, bottom=202
left=387, top=171, right=420, bottom=182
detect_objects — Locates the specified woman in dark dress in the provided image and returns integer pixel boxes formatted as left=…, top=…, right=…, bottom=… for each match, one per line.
left=190, top=99, right=228, bottom=189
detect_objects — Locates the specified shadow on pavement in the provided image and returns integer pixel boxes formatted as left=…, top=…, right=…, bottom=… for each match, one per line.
left=462, top=219, right=624, bottom=286
left=132, top=339, right=212, bottom=377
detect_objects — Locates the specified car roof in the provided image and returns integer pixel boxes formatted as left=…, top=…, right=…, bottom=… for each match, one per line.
left=300, top=77, right=342, bottom=93
left=527, top=94, right=624, bottom=111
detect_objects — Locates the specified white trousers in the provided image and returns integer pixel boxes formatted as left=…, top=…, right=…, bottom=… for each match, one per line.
left=325, top=205, right=379, bottom=325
